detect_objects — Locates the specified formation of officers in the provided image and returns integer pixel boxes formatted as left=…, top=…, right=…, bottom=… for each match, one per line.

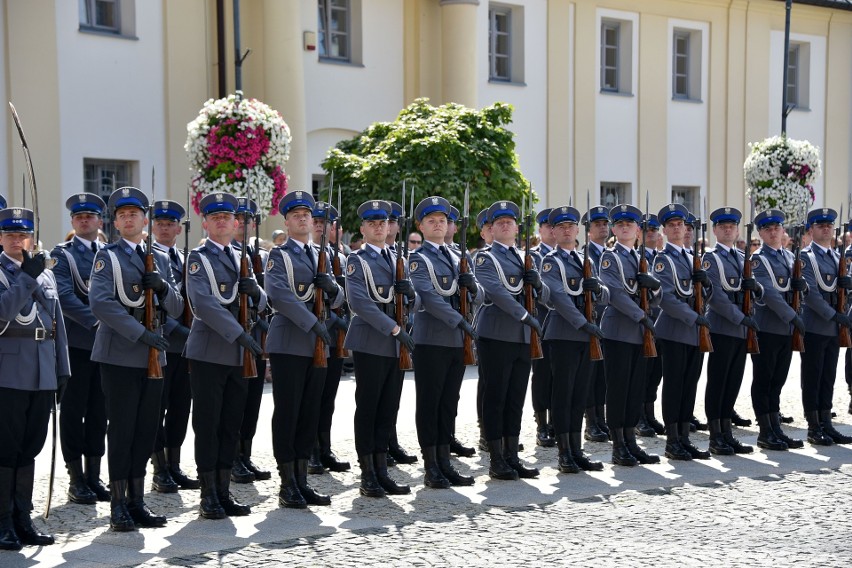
left=2, top=185, right=852, bottom=549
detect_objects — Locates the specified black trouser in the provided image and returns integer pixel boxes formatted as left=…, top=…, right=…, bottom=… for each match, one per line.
left=317, top=356, right=345, bottom=434
left=0, top=388, right=52, bottom=468
left=153, top=351, right=191, bottom=452
left=603, top=339, right=646, bottom=429
left=353, top=351, right=403, bottom=456
left=659, top=339, right=703, bottom=425
left=60, top=347, right=107, bottom=462
left=845, top=348, right=852, bottom=388
left=270, top=354, right=325, bottom=463
left=100, top=364, right=163, bottom=481
left=477, top=338, right=531, bottom=441
left=750, top=331, right=792, bottom=416
left=586, top=359, right=606, bottom=408
left=643, top=352, right=663, bottom=403
left=413, top=344, right=465, bottom=448
left=801, top=333, right=839, bottom=413
left=530, top=352, right=553, bottom=413
left=239, top=357, right=267, bottom=442
left=705, top=333, right=747, bottom=421
left=189, top=360, right=247, bottom=472
left=547, top=339, right=591, bottom=434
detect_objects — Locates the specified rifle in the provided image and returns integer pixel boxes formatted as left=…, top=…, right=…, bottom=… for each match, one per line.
left=524, top=188, right=544, bottom=360
left=395, top=182, right=414, bottom=370
left=743, top=197, right=759, bottom=354
left=693, top=203, right=713, bottom=353
left=252, top=205, right=268, bottom=359
left=837, top=203, right=851, bottom=348
left=331, top=184, right=347, bottom=358
left=584, top=190, right=603, bottom=361
left=459, top=184, right=477, bottom=365
left=145, top=168, right=164, bottom=379
left=639, top=191, right=657, bottom=358
left=182, top=185, right=193, bottom=329
left=790, top=224, right=806, bottom=352
left=239, top=197, right=258, bottom=378
left=312, top=182, right=333, bottom=368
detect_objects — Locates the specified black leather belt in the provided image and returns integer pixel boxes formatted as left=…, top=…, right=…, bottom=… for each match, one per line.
left=1, top=327, right=54, bottom=340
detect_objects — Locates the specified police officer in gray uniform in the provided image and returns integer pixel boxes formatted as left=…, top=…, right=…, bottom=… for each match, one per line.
left=540, top=206, right=608, bottom=473
left=530, top=208, right=556, bottom=447
left=345, top=199, right=419, bottom=497
left=637, top=213, right=666, bottom=437
left=0, top=206, right=69, bottom=550
left=749, top=209, right=807, bottom=450
left=149, top=200, right=199, bottom=492
left=474, top=200, right=550, bottom=480
left=799, top=207, right=852, bottom=444
left=408, top=196, right=481, bottom=488
left=184, top=192, right=265, bottom=519
left=89, top=187, right=184, bottom=531
left=265, top=191, right=343, bottom=508
left=52, top=193, right=110, bottom=504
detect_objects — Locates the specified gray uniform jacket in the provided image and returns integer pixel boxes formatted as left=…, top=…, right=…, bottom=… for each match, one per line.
left=51, top=236, right=101, bottom=350
left=751, top=246, right=800, bottom=336
left=540, top=247, right=610, bottom=342
left=89, top=241, right=183, bottom=368
left=473, top=242, right=550, bottom=344
left=652, top=243, right=711, bottom=347
left=703, top=245, right=763, bottom=339
left=184, top=239, right=268, bottom=366
left=265, top=238, right=344, bottom=357
left=344, top=245, right=420, bottom=357
left=0, top=254, right=71, bottom=390
left=153, top=241, right=190, bottom=354
left=588, top=241, right=607, bottom=321
left=800, top=244, right=844, bottom=337
left=599, top=243, right=661, bottom=345
left=408, top=242, right=483, bottom=348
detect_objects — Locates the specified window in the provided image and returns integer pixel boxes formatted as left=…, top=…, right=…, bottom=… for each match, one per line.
left=786, top=42, right=810, bottom=110
left=79, top=0, right=135, bottom=37
left=84, top=159, right=134, bottom=241
left=672, top=28, right=703, bottom=101
left=318, top=0, right=350, bottom=61
left=600, top=182, right=631, bottom=208
left=672, top=186, right=699, bottom=216
left=600, top=19, right=632, bottom=94
left=488, top=3, right=525, bottom=84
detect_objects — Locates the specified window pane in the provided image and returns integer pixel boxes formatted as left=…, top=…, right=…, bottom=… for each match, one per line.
left=95, top=0, right=116, bottom=28
left=495, top=13, right=508, bottom=33
left=496, top=33, right=509, bottom=56
left=330, top=8, right=347, bottom=33
left=604, top=46, right=617, bottom=68
left=675, top=76, right=688, bottom=97
left=495, top=56, right=509, bottom=79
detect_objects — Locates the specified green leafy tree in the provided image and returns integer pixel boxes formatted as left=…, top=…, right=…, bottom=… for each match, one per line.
left=321, top=98, right=533, bottom=248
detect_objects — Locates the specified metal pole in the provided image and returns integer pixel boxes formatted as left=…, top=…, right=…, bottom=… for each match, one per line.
left=234, top=0, right=242, bottom=92
left=216, top=0, right=227, bottom=98
left=781, top=0, right=792, bottom=135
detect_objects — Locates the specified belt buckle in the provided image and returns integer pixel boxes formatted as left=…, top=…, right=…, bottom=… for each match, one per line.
left=34, top=328, right=46, bottom=341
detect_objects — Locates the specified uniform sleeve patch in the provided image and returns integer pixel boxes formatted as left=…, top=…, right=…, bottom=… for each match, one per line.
left=266, top=259, right=274, bottom=271
left=542, top=262, right=552, bottom=273
left=409, top=261, right=418, bottom=273
left=347, top=263, right=356, bottom=275
left=94, top=259, right=105, bottom=273
left=601, top=259, right=610, bottom=269
left=654, top=262, right=665, bottom=273
left=702, top=260, right=711, bottom=270
left=751, top=259, right=759, bottom=269
left=189, top=262, right=201, bottom=275
left=476, top=256, right=486, bottom=266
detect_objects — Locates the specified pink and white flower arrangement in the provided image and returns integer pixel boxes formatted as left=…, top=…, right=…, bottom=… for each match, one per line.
left=185, top=92, right=291, bottom=219
left=744, top=135, right=820, bottom=224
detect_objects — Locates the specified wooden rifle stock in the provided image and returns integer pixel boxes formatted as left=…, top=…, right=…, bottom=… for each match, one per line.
left=838, top=245, right=852, bottom=348
left=313, top=246, right=329, bottom=368
left=693, top=247, right=713, bottom=353
left=524, top=251, right=544, bottom=360
left=331, top=253, right=347, bottom=358
left=395, top=252, right=414, bottom=370
left=144, top=251, right=163, bottom=379
left=742, top=226, right=759, bottom=354
left=459, top=253, right=478, bottom=366
left=791, top=238, right=805, bottom=352
left=582, top=251, right=603, bottom=361
left=239, top=251, right=258, bottom=378
left=638, top=252, right=658, bottom=358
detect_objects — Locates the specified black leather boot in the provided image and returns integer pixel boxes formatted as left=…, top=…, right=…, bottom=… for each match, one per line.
left=358, top=455, right=386, bottom=497
left=805, top=411, right=833, bottom=446
left=770, top=412, right=803, bottom=448
left=569, top=432, right=603, bottom=471
left=779, top=413, right=794, bottom=424
left=0, top=467, right=21, bottom=550
left=486, top=440, right=518, bottom=480
left=277, top=462, right=307, bottom=508
left=731, top=410, right=752, bottom=427
left=437, top=445, right=474, bottom=485
left=644, top=402, right=666, bottom=435
left=217, top=469, right=251, bottom=516
left=127, top=478, right=167, bottom=527
left=295, top=459, right=331, bottom=505
left=240, top=440, right=271, bottom=480
left=535, top=411, right=555, bottom=447
left=388, top=430, right=418, bottom=464
left=720, top=418, right=753, bottom=454
left=230, top=440, right=256, bottom=484
left=198, top=471, right=226, bottom=519
left=375, top=453, right=411, bottom=494
left=318, top=432, right=351, bottom=472
left=308, top=442, right=326, bottom=475
left=595, top=405, right=610, bottom=437
left=819, top=410, right=852, bottom=444
left=664, top=424, right=692, bottom=461
left=634, top=409, right=657, bottom=438
left=611, top=428, right=638, bottom=466
left=584, top=407, right=608, bottom=442
left=66, top=458, right=97, bottom=504
left=756, top=414, right=788, bottom=450
left=165, top=448, right=200, bottom=490
left=12, top=464, right=53, bottom=546
left=151, top=450, right=178, bottom=493
left=679, top=423, right=710, bottom=460
left=555, top=433, right=580, bottom=473
left=108, top=480, right=136, bottom=532
left=624, top=428, right=660, bottom=464
left=421, top=446, right=451, bottom=489
left=84, top=456, right=111, bottom=500
left=708, top=419, right=734, bottom=456
left=449, top=436, right=476, bottom=458
left=503, top=436, right=539, bottom=478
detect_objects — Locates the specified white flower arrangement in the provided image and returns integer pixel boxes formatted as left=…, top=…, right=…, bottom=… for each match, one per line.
left=744, top=135, right=820, bottom=224
left=185, top=91, right=291, bottom=220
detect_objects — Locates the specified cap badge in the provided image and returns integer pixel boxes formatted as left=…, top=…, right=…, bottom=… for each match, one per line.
left=296, top=191, right=303, bottom=198
left=12, top=208, right=22, bottom=218
left=431, top=197, right=439, bottom=205
left=725, top=207, right=731, bottom=214
left=122, top=188, right=130, bottom=197
left=372, top=201, right=379, bottom=209
left=621, top=205, right=627, bottom=211
left=823, top=208, right=828, bottom=215
left=561, top=207, right=567, bottom=213
left=78, top=194, right=87, bottom=202
left=668, top=204, right=675, bottom=211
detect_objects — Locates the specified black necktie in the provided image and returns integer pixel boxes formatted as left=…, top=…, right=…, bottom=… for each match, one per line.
left=439, top=245, right=456, bottom=272
left=135, top=244, right=146, bottom=264
left=91, top=242, right=98, bottom=254
left=509, top=246, right=523, bottom=267
left=570, top=251, right=582, bottom=269
left=223, top=246, right=238, bottom=271
left=304, top=244, right=316, bottom=270
left=169, top=247, right=180, bottom=269
left=381, top=248, right=394, bottom=271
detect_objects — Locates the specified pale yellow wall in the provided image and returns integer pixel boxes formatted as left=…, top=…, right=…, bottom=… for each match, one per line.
left=637, top=12, right=668, bottom=207
left=547, top=0, right=572, bottom=207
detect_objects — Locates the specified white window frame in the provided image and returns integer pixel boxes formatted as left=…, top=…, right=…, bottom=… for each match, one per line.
left=489, top=6, right=512, bottom=81
left=671, top=186, right=700, bottom=217
left=673, top=31, right=689, bottom=99
left=79, top=0, right=136, bottom=38
left=599, top=18, right=633, bottom=95
left=601, top=22, right=619, bottom=92
left=600, top=182, right=631, bottom=208
left=318, top=0, right=351, bottom=62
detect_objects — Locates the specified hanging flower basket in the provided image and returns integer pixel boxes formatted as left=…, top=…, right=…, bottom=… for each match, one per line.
left=185, top=91, right=291, bottom=219
left=744, top=135, right=820, bottom=224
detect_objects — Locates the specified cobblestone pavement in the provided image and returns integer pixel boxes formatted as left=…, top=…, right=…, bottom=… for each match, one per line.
left=7, top=355, right=852, bottom=567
